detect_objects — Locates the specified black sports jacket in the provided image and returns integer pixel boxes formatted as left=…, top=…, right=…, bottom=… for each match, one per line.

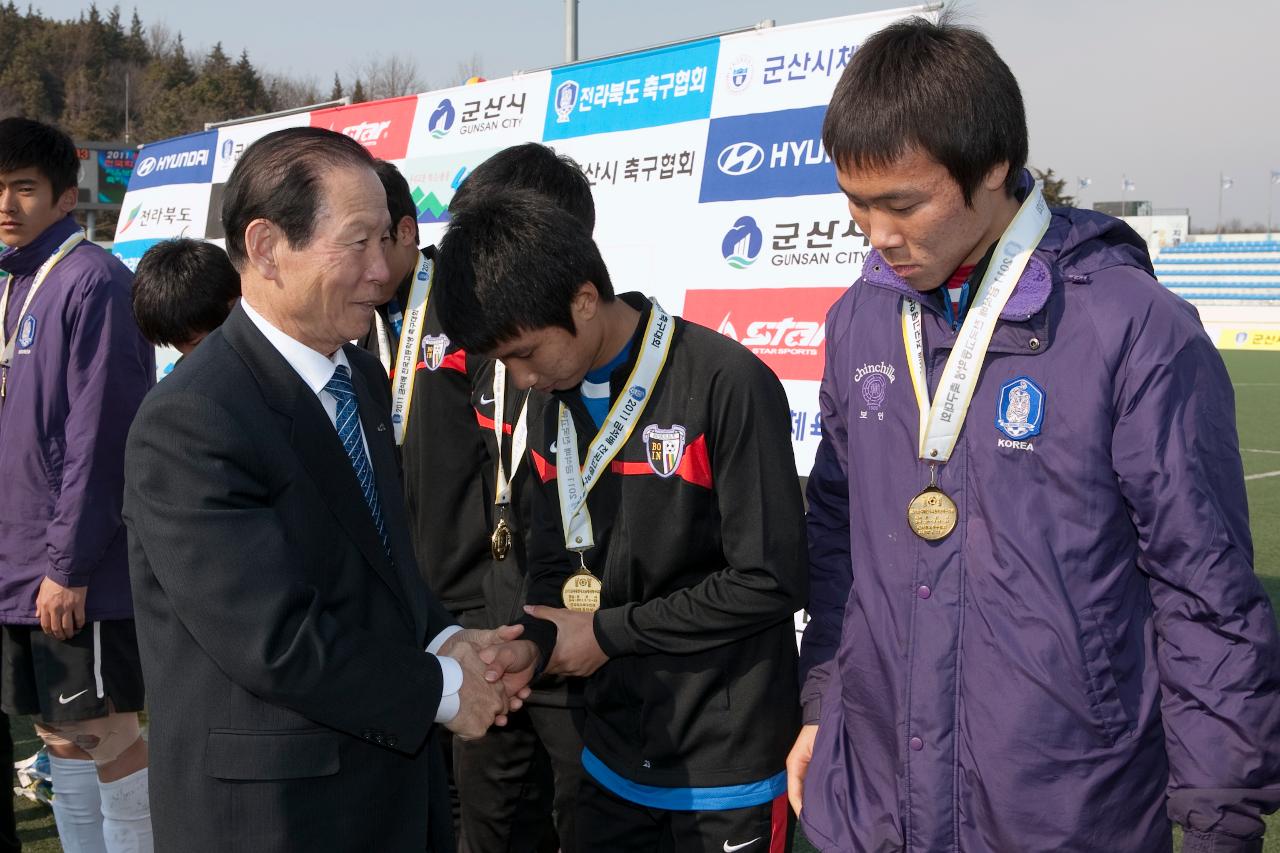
left=522, top=292, right=807, bottom=788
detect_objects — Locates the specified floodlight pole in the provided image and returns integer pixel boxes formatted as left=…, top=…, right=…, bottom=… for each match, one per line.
left=1269, top=175, right=1274, bottom=240
left=1217, top=172, right=1224, bottom=235
left=565, top=0, right=578, bottom=64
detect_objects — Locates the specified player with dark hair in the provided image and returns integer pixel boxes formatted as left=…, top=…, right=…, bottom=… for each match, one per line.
left=131, top=238, right=240, bottom=356
left=791, top=15, right=1280, bottom=852
left=0, top=116, right=155, bottom=853
left=373, top=145, right=594, bottom=852
left=437, top=187, right=807, bottom=853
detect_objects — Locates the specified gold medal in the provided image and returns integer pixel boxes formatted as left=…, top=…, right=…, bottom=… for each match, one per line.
left=907, top=485, right=958, bottom=540
left=561, top=560, right=602, bottom=612
left=490, top=514, right=511, bottom=561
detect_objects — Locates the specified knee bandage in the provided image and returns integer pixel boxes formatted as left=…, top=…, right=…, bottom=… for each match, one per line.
left=37, top=713, right=142, bottom=766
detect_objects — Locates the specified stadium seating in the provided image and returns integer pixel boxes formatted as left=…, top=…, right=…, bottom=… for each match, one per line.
left=1150, top=238, right=1280, bottom=305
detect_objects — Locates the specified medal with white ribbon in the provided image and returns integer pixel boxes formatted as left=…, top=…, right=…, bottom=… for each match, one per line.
left=556, top=299, right=674, bottom=611
left=1, top=229, right=85, bottom=402
left=900, top=183, right=1050, bottom=540
left=389, top=253, right=433, bottom=446
left=489, top=361, right=529, bottom=561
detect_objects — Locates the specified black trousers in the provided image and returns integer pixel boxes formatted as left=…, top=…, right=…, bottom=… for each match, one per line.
left=575, top=776, right=794, bottom=853
left=0, top=710, right=16, bottom=853
left=451, top=701, right=587, bottom=853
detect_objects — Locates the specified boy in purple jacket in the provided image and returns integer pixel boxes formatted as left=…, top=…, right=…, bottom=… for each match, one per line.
left=789, top=15, right=1280, bottom=853
left=0, top=118, right=155, bottom=852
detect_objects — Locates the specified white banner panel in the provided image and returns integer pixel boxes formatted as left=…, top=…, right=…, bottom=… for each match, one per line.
left=114, top=5, right=931, bottom=477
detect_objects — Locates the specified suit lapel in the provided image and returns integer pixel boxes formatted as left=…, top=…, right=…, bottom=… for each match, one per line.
left=223, top=307, right=414, bottom=625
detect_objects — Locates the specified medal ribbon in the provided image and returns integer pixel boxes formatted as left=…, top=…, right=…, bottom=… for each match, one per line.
left=1, top=230, right=85, bottom=400
left=557, top=299, right=674, bottom=555
left=492, top=360, right=529, bottom=509
left=1, top=230, right=85, bottom=356
left=389, top=253, right=434, bottom=445
left=900, top=184, right=1050, bottom=464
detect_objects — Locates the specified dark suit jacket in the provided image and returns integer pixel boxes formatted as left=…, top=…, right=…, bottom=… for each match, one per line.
left=124, top=305, right=456, bottom=852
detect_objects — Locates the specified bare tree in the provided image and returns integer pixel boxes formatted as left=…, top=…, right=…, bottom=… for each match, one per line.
left=264, top=72, right=322, bottom=111
left=146, top=21, right=175, bottom=59
left=352, top=54, right=426, bottom=101
left=451, top=52, right=485, bottom=87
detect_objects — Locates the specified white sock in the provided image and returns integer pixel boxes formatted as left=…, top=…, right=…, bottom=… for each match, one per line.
left=49, top=754, right=107, bottom=853
left=98, top=767, right=153, bottom=853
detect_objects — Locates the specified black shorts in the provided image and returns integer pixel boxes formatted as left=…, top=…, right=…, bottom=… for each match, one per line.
left=1, top=621, right=145, bottom=723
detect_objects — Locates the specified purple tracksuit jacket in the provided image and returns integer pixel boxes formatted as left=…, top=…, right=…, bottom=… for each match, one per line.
left=0, top=215, right=154, bottom=624
left=800, top=196, right=1280, bottom=852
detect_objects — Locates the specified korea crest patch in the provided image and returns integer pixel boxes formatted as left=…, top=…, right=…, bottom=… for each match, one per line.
left=996, top=376, right=1045, bottom=440
left=643, top=424, right=686, bottom=478
left=16, top=315, right=37, bottom=349
left=420, top=334, right=449, bottom=371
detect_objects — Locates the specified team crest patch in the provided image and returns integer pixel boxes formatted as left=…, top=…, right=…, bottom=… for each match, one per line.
left=16, top=315, right=37, bottom=349
left=643, top=424, right=686, bottom=478
left=996, top=376, right=1045, bottom=440
left=420, top=334, right=449, bottom=371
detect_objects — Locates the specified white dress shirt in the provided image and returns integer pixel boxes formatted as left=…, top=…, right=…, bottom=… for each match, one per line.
left=242, top=299, right=462, bottom=723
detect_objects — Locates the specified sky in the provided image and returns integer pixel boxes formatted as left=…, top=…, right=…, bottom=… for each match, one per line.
left=33, top=0, right=1280, bottom=228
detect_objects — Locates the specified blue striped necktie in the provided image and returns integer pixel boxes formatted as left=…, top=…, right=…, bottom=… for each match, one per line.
left=323, top=364, right=390, bottom=557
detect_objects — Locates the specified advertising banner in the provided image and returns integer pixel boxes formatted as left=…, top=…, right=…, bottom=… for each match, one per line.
left=117, top=6, right=932, bottom=471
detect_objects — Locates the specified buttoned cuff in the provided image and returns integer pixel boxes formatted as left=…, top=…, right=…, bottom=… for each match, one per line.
left=432, top=655, right=462, bottom=724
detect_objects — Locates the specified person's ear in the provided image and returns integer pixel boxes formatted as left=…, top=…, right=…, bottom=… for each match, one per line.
left=395, top=215, right=417, bottom=247
left=244, top=219, right=281, bottom=280
left=56, top=185, right=78, bottom=215
left=984, top=161, right=1012, bottom=193
left=571, top=282, right=599, bottom=323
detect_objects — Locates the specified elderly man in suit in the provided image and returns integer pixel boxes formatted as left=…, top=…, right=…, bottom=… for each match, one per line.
left=122, top=127, right=533, bottom=852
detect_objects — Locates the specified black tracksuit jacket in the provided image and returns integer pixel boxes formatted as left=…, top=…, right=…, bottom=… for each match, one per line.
left=521, top=292, right=807, bottom=789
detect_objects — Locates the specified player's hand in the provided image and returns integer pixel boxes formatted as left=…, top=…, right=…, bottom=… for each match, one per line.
left=35, top=577, right=87, bottom=641
left=441, top=625, right=533, bottom=711
left=786, top=724, right=819, bottom=816
left=444, top=639, right=509, bottom=740
left=523, top=605, right=608, bottom=677
left=479, top=636, right=541, bottom=704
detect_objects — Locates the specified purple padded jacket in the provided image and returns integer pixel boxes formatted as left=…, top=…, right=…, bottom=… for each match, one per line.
left=800, top=197, right=1280, bottom=853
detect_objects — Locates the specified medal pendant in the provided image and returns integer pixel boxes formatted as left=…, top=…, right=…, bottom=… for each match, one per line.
left=561, top=565, right=602, bottom=613
left=907, top=485, right=958, bottom=541
left=490, top=513, right=511, bottom=562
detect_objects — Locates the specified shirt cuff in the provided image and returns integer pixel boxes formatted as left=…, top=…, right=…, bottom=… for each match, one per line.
left=432, top=655, right=463, bottom=724
left=426, top=624, right=463, bottom=655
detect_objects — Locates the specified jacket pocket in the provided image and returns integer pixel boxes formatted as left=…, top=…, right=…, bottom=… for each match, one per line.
left=1076, top=606, right=1134, bottom=746
left=204, top=728, right=341, bottom=781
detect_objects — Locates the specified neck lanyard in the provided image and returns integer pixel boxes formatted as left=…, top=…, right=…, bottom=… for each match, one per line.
left=389, top=253, right=433, bottom=445
left=488, top=361, right=530, bottom=561
left=1, top=230, right=85, bottom=400
left=556, top=299, right=673, bottom=559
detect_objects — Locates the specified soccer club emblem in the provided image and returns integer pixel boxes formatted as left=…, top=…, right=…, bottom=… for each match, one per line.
left=420, top=334, right=450, bottom=372
left=16, top=315, right=37, bottom=349
left=554, top=81, right=580, bottom=124
left=643, top=424, right=686, bottom=478
left=995, top=376, right=1045, bottom=440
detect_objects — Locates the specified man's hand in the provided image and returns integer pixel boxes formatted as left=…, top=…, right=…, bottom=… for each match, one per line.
left=35, top=577, right=87, bottom=641
left=443, top=639, right=508, bottom=740
left=523, top=605, right=608, bottom=677
left=440, top=625, right=534, bottom=711
left=786, top=724, right=818, bottom=816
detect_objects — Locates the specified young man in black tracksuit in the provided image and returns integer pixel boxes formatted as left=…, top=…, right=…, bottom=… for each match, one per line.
left=363, top=153, right=590, bottom=853
left=435, top=187, right=807, bottom=853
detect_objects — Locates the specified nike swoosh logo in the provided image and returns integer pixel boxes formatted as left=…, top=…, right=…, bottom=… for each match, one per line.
left=549, top=441, right=558, bottom=453
left=58, top=689, right=89, bottom=705
left=480, top=395, right=496, bottom=405
left=723, top=840, right=760, bottom=853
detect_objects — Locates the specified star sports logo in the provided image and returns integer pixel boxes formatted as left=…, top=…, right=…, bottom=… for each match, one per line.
left=683, top=287, right=843, bottom=381
left=341, top=120, right=392, bottom=145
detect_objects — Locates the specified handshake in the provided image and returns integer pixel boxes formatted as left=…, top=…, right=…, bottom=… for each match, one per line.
left=437, top=626, right=541, bottom=740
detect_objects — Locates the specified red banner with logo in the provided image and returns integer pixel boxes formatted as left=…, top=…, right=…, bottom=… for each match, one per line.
left=682, top=287, right=844, bottom=381
left=310, top=97, right=419, bottom=160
